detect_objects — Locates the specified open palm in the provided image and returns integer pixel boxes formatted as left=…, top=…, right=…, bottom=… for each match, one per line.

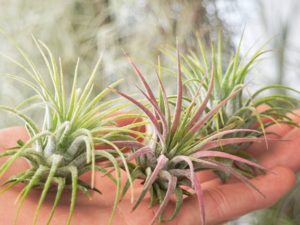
left=0, top=109, right=299, bottom=225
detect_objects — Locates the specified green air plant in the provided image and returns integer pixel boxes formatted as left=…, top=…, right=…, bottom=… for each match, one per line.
left=113, top=51, right=283, bottom=225
left=179, top=38, right=300, bottom=179
left=182, top=37, right=299, bottom=135
left=0, top=38, right=147, bottom=225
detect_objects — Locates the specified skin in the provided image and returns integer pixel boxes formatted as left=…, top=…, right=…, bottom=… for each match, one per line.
left=0, top=111, right=300, bottom=225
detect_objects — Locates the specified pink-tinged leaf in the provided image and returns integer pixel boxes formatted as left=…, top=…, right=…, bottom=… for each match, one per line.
left=133, top=154, right=169, bottom=210
left=144, top=154, right=169, bottom=188
left=193, top=174, right=205, bottom=225
left=127, top=56, right=157, bottom=102
left=150, top=171, right=177, bottom=225
left=195, top=158, right=265, bottom=197
left=187, top=129, right=260, bottom=154
left=111, top=88, right=164, bottom=142
left=190, top=86, right=243, bottom=133
left=128, top=62, right=164, bottom=134
left=205, top=129, right=260, bottom=142
left=188, top=66, right=214, bottom=129
left=171, top=156, right=195, bottom=183
left=200, top=137, right=281, bottom=151
left=136, top=86, right=168, bottom=138
left=192, top=150, right=267, bottom=171
left=127, top=146, right=153, bottom=161
left=171, top=49, right=183, bottom=134
left=170, top=155, right=205, bottom=224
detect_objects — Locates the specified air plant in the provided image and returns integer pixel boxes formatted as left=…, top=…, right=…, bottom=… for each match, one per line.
left=179, top=37, right=300, bottom=179
left=113, top=49, right=287, bottom=225
left=182, top=37, right=300, bottom=134
left=0, top=38, right=147, bottom=225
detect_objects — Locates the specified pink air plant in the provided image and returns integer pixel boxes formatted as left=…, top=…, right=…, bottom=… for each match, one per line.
left=113, top=49, right=289, bottom=225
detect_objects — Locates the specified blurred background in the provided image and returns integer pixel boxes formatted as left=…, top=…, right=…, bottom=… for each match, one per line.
left=0, top=0, right=299, bottom=224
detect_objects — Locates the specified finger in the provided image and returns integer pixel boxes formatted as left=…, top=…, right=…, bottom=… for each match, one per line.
left=197, top=171, right=217, bottom=183
left=0, top=126, right=29, bottom=151
left=0, top=127, right=29, bottom=180
left=258, top=127, right=300, bottom=172
left=170, top=166, right=295, bottom=225
left=201, top=178, right=222, bottom=190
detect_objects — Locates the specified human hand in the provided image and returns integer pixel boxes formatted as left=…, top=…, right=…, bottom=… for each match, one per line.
left=0, top=110, right=299, bottom=225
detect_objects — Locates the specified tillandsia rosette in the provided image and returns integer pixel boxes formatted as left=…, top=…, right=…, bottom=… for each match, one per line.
left=0, top=37, right=146, bottom=225
left=113, top=49, right=293, bottom=225
left=182, top=38, right=299, bottom=132
left=180, top=38, right=300, bottom=180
